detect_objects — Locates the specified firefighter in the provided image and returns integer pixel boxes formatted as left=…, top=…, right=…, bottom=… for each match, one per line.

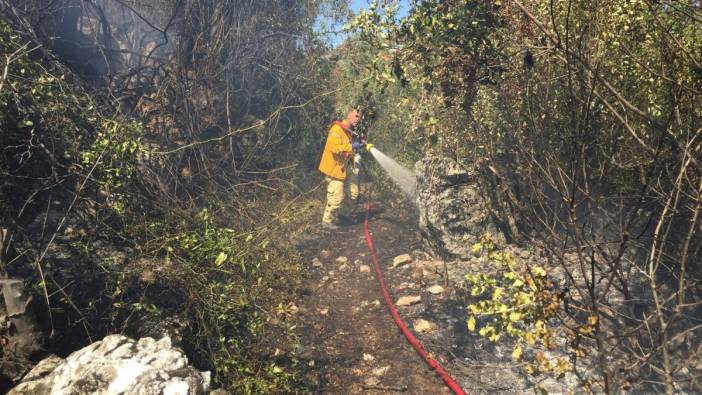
left=318, top=108, right=372, bottom=229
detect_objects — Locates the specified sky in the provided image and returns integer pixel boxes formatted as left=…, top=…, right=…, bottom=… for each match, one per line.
left=324, top=0, right=412, bottom=47
left=350, top=0, right=411, bottom=16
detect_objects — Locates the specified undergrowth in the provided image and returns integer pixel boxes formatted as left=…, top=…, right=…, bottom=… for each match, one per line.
left=0, top=18, right=306, bottom=392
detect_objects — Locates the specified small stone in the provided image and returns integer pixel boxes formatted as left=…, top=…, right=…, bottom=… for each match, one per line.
left=312, top=258, right=322, bottom=267
left=519, top=250, right=531, bottom=259
left=273, top=348, right=283, bottom=357
left=335, top=256, right=349, bottom=264
left=320, top=250, right=331, bottom=259
left=359, top=265, right=371, bottom=273
left=364, top=377, right=380, bottom=386
left=427, top=285, right=444, bottom=294
left=140, top=271, right=155, bottom=284
left=396, top=295, right=421, bottom=306
left=308, top=360, right=315, bottom=367
left=413, top=319, right=437, bottom=333
left=363, top=353, right=375, bottom=362
left=372, top=365, right=391, bottom=376
left=112, top=251, right=128, bottom=265
left=339, top=264, right=348, bottom=272
left=287, top=303, right=299, bottom=314
left=322, top=276, right=329, bottom=282
left=392, top=254, right=413, bottom=267
left=318, top=308, right=329, bottom=315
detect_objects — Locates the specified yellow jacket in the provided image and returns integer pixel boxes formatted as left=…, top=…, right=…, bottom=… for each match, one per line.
left=319, top=121, right=354, bottom=180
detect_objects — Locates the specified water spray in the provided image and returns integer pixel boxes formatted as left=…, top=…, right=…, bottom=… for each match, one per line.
left=368, top=147, right=417, bottom=201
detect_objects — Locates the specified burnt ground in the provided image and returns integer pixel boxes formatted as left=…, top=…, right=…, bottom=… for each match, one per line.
left=289, top=189, right=494, bottom=395
left=285, top=185, right=581, bottom=394
left=284, top=182, right=553, bottom=394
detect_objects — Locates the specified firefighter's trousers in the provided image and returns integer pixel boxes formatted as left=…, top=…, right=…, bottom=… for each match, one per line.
left=322, top=165, right=359, bottom=224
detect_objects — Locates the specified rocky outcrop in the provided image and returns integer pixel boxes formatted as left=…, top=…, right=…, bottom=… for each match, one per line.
left=415, top=157, right=501, bottom=259
left=9, top=335, right=210, bottom=395
left=1, top=279, right=44, bottom=385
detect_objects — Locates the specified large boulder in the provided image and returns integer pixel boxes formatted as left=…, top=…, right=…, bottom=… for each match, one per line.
left=9, top=335, right=210, bottom=395
left=415, top=157, right=501, bottom=259
left=1, top=279, right=45, bottom=384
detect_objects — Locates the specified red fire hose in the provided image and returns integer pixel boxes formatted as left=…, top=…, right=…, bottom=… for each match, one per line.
left=362, top=191, right=467, bottom=395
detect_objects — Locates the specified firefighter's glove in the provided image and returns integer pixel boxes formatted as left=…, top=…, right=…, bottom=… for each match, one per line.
left=365, top=143, right=374, bottom=152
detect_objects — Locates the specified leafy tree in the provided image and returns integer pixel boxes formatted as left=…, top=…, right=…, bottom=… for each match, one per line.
left=349, top=0, right=702, bottom=392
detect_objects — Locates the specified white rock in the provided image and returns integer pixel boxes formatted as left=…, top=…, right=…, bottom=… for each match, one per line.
left=427, top=285, right=444, bottom=295
left=372, top=365, right=391, bottom=376
left=9, top=335, right=209, bottom=395
left=392, top=254, right=413, bottom=267
left=396, top=295, right=421, bottom=306
left=318, top=308, right=329, bottom=315
left=422, top=269, right=439, bottom=279
left=413, top=319, right=437, bottom=333
left=335, top=256, right=348, bottom=264
left=287, top=303, right=299, bottom=314
left=363, top=353, right=375, bottom=362
left=312, top=258, right=322, bottom=267
left=359, top=265, right=371, bottom=273
left=320, top=250, right=331, bottom=259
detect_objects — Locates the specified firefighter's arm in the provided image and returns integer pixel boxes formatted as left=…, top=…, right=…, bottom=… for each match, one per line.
left=328, top=125, right=353, bottom=154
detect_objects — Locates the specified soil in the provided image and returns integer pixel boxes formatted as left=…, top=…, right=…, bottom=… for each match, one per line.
left=291, top=199, right=456, bottom=394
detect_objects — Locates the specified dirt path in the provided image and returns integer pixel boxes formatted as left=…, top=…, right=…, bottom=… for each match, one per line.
left=292, top=202, right=454, bottom=394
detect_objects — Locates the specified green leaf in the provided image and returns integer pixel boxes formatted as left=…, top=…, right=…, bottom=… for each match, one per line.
left=471, top=243, right=482, bottom=253
left=214, top=252, right=227, bottom=267
left=467, top=316, right=476, bottom=331
left=512, top=344, right=522, bottom=361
